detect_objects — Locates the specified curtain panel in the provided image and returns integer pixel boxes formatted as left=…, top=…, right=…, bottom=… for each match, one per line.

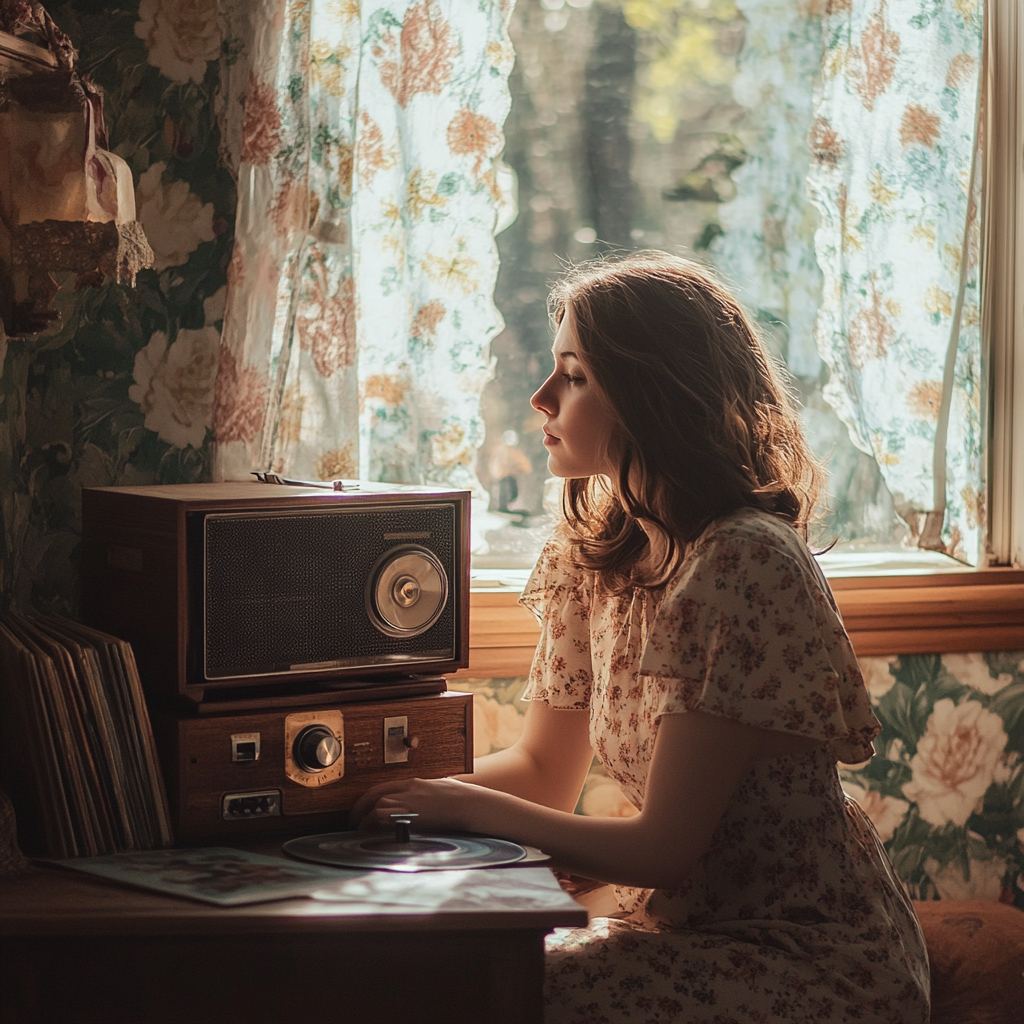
left=807, top=0, right=985, bottom=563
left=711, top=0, right=825, bottom=382
left=213, top=0, right=514, bottom=492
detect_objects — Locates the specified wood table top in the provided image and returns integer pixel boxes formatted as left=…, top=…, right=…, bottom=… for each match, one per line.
left=0, top=840, right=588, bottom=937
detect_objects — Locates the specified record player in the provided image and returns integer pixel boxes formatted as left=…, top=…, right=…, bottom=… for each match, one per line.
left=81, top=480, right=475, bottom=844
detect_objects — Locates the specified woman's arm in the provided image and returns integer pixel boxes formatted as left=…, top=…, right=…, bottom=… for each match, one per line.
left=452, top=700, right=594, bottom=812
left=349, top=710, right=821, bottom=890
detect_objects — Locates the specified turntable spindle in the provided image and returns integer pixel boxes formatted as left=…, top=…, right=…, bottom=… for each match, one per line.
left=391, top=813, right=418, bottom=844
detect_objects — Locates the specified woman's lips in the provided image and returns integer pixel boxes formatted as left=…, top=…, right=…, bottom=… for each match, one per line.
left=543, top=431, right=559, bottom=446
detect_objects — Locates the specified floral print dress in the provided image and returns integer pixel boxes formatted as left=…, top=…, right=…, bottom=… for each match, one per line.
left=520, top=508, right=930, bottom=1024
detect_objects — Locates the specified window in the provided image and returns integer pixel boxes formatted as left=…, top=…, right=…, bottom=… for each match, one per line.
left=471, top=0, right=1021, bottom=575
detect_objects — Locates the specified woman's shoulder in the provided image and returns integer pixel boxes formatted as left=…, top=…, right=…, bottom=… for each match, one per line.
left=696, top=506, right=809, bottom=553
left=664, top=506, right=843, bottom=625
left=684, top=507, right=819, bottom=583
left=531, top=520, right=589, bottom=582
left=645, top=508, right=876, bottom=763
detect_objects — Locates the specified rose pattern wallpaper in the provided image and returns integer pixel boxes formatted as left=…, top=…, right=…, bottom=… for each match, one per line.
left=459, top=649, right=1024, bottom=910
left=1, top=0, right=233, bottom=616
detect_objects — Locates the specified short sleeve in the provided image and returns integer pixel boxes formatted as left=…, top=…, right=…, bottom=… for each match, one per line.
left=518, top=525, right=593, bottom=710
left=638, top=515, right=879, bottom=764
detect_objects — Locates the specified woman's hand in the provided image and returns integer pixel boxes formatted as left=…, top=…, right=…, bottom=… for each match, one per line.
left=348, top=703, right=593, bottom=835
left=348, top=777, right=486, bottom=833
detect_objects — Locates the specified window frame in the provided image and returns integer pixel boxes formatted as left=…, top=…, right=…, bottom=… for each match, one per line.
left=460, top=570, right=1024, bottom=678
left=984, top=0, right=1023, bottom=569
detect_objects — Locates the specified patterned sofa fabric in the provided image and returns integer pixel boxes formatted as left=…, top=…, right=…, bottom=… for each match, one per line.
left=460, top=650, right=1024, bottom=906
left=913, top=899, right=1024, bottom=1024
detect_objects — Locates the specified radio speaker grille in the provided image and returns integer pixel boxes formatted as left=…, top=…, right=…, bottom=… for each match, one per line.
left=201, top=504, right=456, bottom=679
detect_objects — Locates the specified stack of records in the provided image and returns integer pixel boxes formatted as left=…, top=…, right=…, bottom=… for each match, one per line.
left=0, top=613, right=173, bottom=858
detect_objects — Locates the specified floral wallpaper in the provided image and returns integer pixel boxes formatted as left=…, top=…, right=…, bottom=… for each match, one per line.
left=1, top=0, right=233, bottom=616
left=842, top=651, right=1024, bottom=907
left=808, top=0, right=984, bottom=563
left=459, top=649, right=1024, bottom=908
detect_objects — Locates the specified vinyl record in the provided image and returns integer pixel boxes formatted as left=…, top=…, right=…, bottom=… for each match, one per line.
left=282, top=831, right=527, bottom=872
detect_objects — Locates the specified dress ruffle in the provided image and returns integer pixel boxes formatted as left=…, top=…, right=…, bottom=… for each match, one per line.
left=520, top=523, right=594, bottom=710
left=637, top=510, right=879, bottom=765
left=520, top=512, right=879, bottom=765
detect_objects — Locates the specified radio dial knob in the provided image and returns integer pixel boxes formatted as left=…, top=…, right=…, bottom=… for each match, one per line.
left=394, top=575, right=420, bottom=608
left=368, top=547, right=448, bottom=638
left=294, top=726, right=342, bottom=772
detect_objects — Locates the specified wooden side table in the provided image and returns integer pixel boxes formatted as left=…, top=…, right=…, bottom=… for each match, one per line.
left=0, top=858, right=588, bottom=1024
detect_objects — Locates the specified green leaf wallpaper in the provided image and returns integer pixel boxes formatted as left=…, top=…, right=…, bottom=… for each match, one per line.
left=1, top=1, right=232, bottom=616
left=842, top=653, right=1024, bottom=906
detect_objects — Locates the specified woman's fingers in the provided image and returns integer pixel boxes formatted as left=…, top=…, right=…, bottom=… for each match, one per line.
left=349, top=777, right=472, bottom=832
left=348, top=780, right=415, bottom=826
left=360, top=801, right=415, bottom=831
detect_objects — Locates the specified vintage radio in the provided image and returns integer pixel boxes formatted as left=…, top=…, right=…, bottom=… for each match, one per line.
left=81, top=481, right=470, bottom=708
left=80, top=481, right=474, bottom=840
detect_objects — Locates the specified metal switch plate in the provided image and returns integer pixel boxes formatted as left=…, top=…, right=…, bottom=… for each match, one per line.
left=231, top=732, right=260, bottom=762
left=383, top=716, right=409, bottom=763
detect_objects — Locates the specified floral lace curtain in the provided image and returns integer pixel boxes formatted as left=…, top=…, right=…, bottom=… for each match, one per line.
left=213, top=0, right=513, bottom=490
left=711, top=0, right=825, bottom=381
left=808, top=0, right=984, bottom=563
left=712, top=0, right=984, bottom=563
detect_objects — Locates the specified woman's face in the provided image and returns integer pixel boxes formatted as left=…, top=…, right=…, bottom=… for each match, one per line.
left=530, top=308, right=618, bottom=480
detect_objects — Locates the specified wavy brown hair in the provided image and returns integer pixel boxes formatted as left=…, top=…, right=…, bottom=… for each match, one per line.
left=550, top=252, right=823, bottom=591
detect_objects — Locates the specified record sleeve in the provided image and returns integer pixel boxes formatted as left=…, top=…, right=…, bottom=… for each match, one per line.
left=48, top=847, right=345, bottom=906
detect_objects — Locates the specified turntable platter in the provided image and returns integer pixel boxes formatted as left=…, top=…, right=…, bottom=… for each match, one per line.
left=283, top=831, right=527, bottom=872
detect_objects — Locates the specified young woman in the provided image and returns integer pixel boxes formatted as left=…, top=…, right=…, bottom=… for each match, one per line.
left=351, top=253, right=930, bottom=1024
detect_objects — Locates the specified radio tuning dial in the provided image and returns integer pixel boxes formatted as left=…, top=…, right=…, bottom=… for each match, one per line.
left=294, top=725, right=342, bottom=772
left=368, top=546, right=448, bottom=638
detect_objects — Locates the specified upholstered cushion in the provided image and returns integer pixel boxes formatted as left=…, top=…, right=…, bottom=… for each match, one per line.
left=914, top=900, right=1024, bottom=1024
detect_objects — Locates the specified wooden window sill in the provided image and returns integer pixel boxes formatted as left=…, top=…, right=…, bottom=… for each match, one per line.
left=455, top=569, right=1024, bottom=678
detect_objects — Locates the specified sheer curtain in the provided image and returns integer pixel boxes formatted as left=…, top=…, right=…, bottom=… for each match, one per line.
left=808, top=0, right=985, bottom=563
left=711, top=0, right=825, bottom=382
left=212, top=0, right=513, bottom=493
left=684, top=0, right=985, bottom=564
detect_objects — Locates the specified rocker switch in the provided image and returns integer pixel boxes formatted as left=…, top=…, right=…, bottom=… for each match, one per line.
left=384, top=716, right=409, bottom=764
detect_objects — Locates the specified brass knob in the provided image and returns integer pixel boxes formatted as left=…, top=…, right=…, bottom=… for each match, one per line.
left=294, top=725, right=341, bottom=772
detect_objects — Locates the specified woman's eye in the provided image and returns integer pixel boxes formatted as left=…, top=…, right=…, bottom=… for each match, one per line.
left=562, top=373, right=585, bottom=386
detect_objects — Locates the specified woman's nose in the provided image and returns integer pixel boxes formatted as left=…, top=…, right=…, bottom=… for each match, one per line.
left=531, top=377, right=555, bottom=414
